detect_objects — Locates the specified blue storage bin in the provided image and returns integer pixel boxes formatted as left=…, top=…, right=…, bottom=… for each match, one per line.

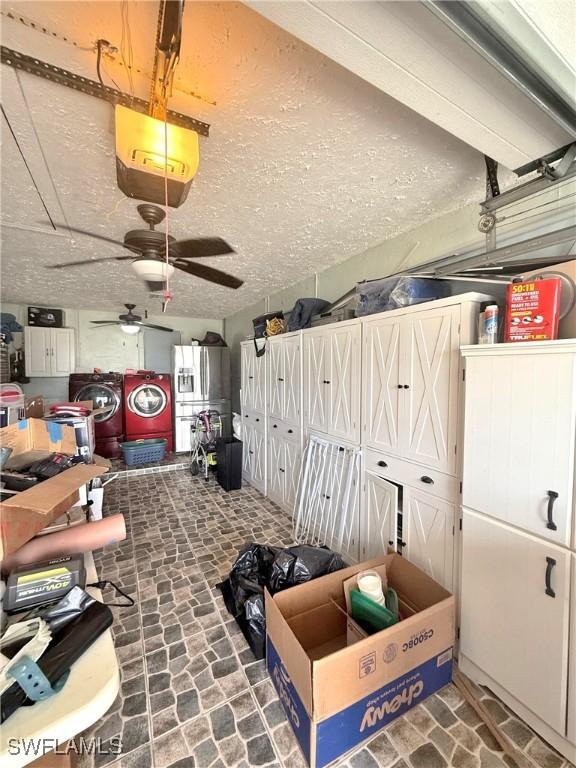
left=120, top=438, right=167, bottom=466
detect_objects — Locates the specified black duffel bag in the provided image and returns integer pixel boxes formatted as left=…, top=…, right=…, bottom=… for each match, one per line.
left=252, top=311, right=284, bottom=357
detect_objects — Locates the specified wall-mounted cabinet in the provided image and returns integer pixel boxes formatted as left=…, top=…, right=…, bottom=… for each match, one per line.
left=24, top=326, right=75, bottom=377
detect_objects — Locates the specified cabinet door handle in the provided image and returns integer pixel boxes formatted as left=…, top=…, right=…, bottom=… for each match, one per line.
left=279, top=468, right=285, bottom=473
left=249, top=450, right=254, bottom=455
left=388, top=540, right=393, bottom=546
left=278, top=377, right=284, bottom=382
left=545, top=556, right=556, bottom=598
left=378, top=460, right=388, bottom=468
left=273, top=424, right=277, bottom=429
left=287, top=429, right=293, bottom=434
left=546, top=490, right=558, bottom=531
left=323, top=494, right=331, bottom=500
left=244, top=414, right=249, bottom=418
left=248, top=376, right=254, bottom=379
left=397, top=384, right=403, bottom=389
left=421, top=475, right=434, bottom=485
left=403, top=384, right=409, bottom=389
left=255, top=418, right=260, bottom=422
left=323, top=380, right=331, bottom=384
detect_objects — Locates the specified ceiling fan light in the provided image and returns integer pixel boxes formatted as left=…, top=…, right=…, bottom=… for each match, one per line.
left=131, top=260, right=175, bottom=282
left=121, top=324, right=141, bottom=335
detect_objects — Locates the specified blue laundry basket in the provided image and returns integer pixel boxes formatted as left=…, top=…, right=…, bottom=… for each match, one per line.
left=120, top=438, right=167, bottom=466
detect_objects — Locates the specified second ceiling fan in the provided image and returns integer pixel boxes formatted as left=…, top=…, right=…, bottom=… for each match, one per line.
left=47, top=204, right=244, bottom=291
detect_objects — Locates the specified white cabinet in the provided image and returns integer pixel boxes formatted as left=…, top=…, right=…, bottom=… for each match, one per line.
left=241, top=341, right=267, bottom=415
left=460, top=509, right=571, bottom=736
left=242, top=418, right=266, bottom=494
left=303, top=320, right=361, bottom=443
left=267, top=430, right=302, bottom=513
left=463, top=347, right=576, bottom=546
left=362, top=304, right=460, bottom=474
left=24, top=326, right=75, bottom=377
left=403, top=485, right=455, bottom=591
left=460, top=342, right=576, bottom=762
left=267, top=333, right=301, bottom=425
left=361, top=472, right=398, bottom=560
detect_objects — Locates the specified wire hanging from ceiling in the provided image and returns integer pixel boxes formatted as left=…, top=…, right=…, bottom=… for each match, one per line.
left=162, top=115, right=172, bottom=312
left=95, top=39, right=121, bottom=92
left=120, top=0, right=135, bottom=99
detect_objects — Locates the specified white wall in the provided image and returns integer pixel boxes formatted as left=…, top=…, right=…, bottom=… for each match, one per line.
left=2, top=303, right=223, bottom=402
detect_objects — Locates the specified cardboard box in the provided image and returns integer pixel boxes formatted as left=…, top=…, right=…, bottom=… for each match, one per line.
left=0, top=419, right=108, bottom=559
left=44, top=402, right=110, bottom=463
left=266, top=554, right=454, bottom=768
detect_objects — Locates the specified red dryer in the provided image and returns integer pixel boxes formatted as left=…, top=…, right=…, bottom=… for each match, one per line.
left=69, top=372, right=124, bottom=458
left=124, top=373, right=173, bottom=451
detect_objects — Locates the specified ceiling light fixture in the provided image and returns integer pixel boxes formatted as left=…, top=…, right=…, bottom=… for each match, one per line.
left=131, top=260, right=175, bottom=283
left=121, top=324, right=141, bottom=335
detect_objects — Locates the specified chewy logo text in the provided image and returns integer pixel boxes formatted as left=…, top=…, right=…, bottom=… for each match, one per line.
left=359, top=681, right=424, bottom=732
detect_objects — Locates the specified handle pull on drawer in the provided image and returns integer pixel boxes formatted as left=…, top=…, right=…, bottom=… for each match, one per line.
left=377, top=460, right=388, bottom=468
left=546, top=490, right=558, bottom=531
left=288, top=429, right=294, bottom=434
left=421, top=475, right=434, bottom=485
left=545, top=556, right=556, bottom=598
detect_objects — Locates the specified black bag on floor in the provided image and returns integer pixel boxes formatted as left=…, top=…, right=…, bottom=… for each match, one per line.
left=218, top=543, right=344, bottom=659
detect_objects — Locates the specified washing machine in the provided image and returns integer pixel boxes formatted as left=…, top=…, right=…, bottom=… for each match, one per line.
left=124, top=373, right=173, bottom=451
left=69, top=372, right=124, bottom=458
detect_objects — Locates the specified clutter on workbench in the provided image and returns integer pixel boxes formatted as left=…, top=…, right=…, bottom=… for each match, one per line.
left=266, top=553, right=455, bottom=768
left=219, top=543, right=345, bottom=659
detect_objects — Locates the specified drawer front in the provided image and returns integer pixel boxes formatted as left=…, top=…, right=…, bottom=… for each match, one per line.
left=268, top=417, right=301, bottom=445
left=363, top=448, right=458, bottom=501
left=243, top=410, right=266, bottom=433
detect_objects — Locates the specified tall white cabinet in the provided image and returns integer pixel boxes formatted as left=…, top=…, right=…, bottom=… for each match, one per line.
left=459, top=341, right=576, bottom=764
left=240, top=341, right=267, bottom=494
left=359, top=294, right=485, bottom=589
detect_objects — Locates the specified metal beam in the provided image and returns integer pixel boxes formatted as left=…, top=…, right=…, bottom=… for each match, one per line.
left=0, top=45, right=210, bottom=136
left=430, top=226, right=576, bottom=275
left=480, top=165, right=576, bottom=214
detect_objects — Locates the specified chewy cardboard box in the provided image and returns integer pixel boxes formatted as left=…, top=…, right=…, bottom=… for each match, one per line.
left=266, top=554, right=454, bottom=768
left=44, top=401, right=111, bottom=462
left=0, top=419, right=108, bottom=559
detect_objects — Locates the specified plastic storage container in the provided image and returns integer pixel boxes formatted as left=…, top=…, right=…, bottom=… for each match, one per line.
left=216, top=437, right=243, bottom=491
left=120, top=438, right=167, bottom=466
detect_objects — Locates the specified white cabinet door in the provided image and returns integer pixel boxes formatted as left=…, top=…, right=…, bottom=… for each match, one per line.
left=268, top=340, right=284, bottom=421
left=267, top=432, right=285, bottom=505
left=283, top=438, right=302, bottom=513
left=24, top=326, right=50, bottom=377
left=460, top=509, right=571, bottom=735
left=242, top=423, right=253, bottom=479
left=401, top=306, right=460, bottom=473
left=240, top=343, right=252, bottom=412
left=362, top=317, right=402, bottom=454
left=463, top=351, right=576, bottom=547
left=51, top=328, right=75, bottom=376
left=361, top=472, right=398, bottom=560
left=251, top=425, right=267, bottom=493
left=403, top=486, right=454, bottom=590
left=303, top=331, right=328, bottom=433
left=283, top=335, right=301, bottom=426
left=329, top=324, right=361, bottom=443
left=252, top=353, right=267, bottom=415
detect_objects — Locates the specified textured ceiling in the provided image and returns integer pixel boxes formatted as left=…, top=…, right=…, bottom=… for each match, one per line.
left=0, top=1, right=487, bottom=319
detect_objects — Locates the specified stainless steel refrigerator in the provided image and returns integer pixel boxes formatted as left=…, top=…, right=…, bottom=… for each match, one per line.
left=172, top=345, right=231, bottom=452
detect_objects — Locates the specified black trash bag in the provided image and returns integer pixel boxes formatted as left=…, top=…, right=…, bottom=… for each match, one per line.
left=218, top=542, right=345, bottom=660
left=228, top=543, right=278, bottom=615
left=268, top=545, right=344, bottom=592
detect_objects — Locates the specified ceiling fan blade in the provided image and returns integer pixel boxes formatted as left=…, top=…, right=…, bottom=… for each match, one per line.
left=165, top=237, right=235, bottom=259
left=47, top=256, right=135, bottom=269
left=90, top=321, right=123, bottom=326
left=173, top=259, right=244, bottom=289
left=134, top=321, right=174, bottom=332
left=56, top=224, right=143, bottom=255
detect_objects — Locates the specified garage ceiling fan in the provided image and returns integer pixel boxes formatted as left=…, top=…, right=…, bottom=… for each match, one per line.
left=91, top=304, right=173, bottom=335
left=47, top=204, right=243, bottom=291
